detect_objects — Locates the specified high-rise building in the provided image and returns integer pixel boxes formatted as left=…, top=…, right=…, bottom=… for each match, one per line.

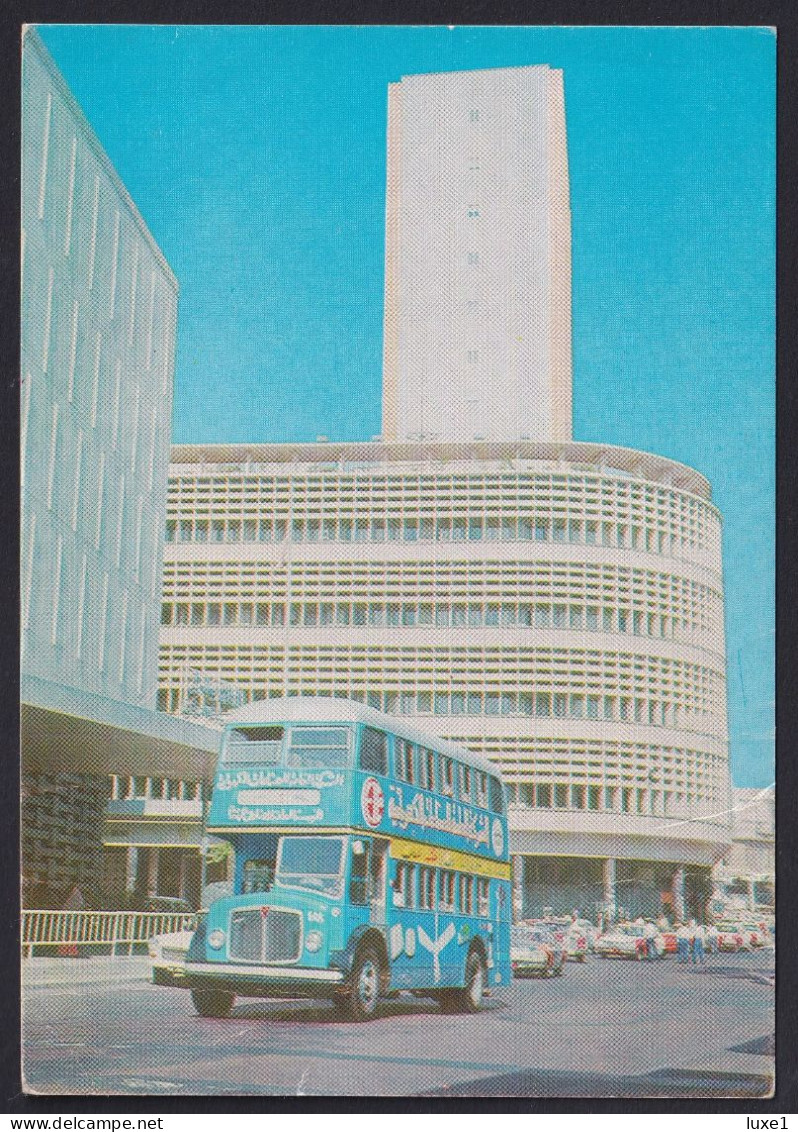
left=21, top=28, right=216, bottom=907
left=21, top=27, right=177, bottom=708
left=382, top=65, right=572, bottom=444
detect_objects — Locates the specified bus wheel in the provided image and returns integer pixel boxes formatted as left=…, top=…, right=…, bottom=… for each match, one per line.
left=191, top=988, right=235, bottom=1018
left=442, top=949, right=486, bottom=1013
left=344, top=948, right=382, bottom=1022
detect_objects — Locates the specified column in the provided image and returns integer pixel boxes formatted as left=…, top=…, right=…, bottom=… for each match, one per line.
left=147, top=848, right=159, bottom=897
left=603, top=857, right=617, bottom=923
left=512, top=855, right=524, bottom=920
left=125, top=846, right=138, bottom=893
left=672, top=865, right=685, bottom=922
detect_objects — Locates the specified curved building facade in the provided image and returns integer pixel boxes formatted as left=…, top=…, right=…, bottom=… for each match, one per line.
left=159, top=438, right=732, bottom=921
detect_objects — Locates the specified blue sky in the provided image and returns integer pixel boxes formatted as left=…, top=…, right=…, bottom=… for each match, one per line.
left=38, top=24, right=775, bottom=788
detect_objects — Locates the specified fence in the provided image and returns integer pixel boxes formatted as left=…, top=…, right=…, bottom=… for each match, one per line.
left=21, top=910, right=197, bottom=958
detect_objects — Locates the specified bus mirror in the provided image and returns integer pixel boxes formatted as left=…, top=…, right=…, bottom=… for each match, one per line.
left=352, top=840, right=365, bottom=856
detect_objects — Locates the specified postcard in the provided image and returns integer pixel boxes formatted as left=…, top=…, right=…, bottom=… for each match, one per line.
left=20, top=23, right=775, bottom=1100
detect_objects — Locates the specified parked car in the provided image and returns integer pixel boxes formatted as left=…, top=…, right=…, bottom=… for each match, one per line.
left=714, top=923, right=745, bottom=952
left=533, top=917, right=589, bottom=962
left=148, top=928, right=195, bottom=985
left=511, top=924, right=566, bottom=978
left=595, top=923, right=665, bottom=960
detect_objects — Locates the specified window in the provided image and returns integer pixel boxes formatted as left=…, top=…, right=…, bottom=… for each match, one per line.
left=477, top=877, right=490, bottom=916
left=451, top=692, right=465, bottom=715
left=396, top=739, right=415, bottom=783
left=359, top=728, right=387, bottom=775
left=420, top=747, right=436, bottom=791
left=393, top=861, right=414, bottom=908
left=488, top=777, right=504, bottom=814
left=534, top=519, right=549, bottom=541
left=536, top=693, right=551, bottom=717
left=476, top=772, right=488, bottom=808
left=459, top=764, right=472, bottom=802
left=242, top=859, right=274, bottom=894
left=441, top=757, right=454, bottom=796
left=434, top=692, right=448, bottom=715
left=459, top=874, right=474, bottom=914
left=287, top=727, right=350, bottom=768
left=349, top=839, right=370, bottom=906
left=419, top=867, right=436, bottom=910
left=536, top=783, right=552, bottom=808
left=440, top=870, right=456, bottom=911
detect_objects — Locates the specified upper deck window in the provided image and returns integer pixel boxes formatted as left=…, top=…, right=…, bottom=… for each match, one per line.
left=223, top=726, right=284, bottom=765
left=359, top=727, right=387, bottom=775
left=489, top=776, right=505, bottom=814
left=396, top=739, right=415, bottom=784
left=287, top=727, right=350, bottom=768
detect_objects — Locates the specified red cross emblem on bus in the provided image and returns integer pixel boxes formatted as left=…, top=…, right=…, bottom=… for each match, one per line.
left=361, top=777, right=384, bottom=828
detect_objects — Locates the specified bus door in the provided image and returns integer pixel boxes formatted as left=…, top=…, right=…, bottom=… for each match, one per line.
left=349, top=837, right=388, bottom=925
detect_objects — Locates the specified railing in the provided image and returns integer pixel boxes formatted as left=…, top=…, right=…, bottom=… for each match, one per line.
left=21, top=910, right=197, bottom=958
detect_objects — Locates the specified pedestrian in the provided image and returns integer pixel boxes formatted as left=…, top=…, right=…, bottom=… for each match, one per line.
left=676, top=921, right=691, bottom=964
left=691, top=922, right=706, bottom=965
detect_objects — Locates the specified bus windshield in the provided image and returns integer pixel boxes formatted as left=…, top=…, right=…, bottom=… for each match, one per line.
left=275, top=835, right=345, bottom=898
left=286, top=727, right=351, bottom=768
left=223, top=726, right=284, bottom=765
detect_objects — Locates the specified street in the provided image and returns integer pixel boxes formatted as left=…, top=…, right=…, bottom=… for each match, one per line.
left=22, top=950, right=774, bottom=1098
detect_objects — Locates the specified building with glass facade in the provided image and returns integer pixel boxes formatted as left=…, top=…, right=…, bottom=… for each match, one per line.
left=21, top=28, right=215, bottom=906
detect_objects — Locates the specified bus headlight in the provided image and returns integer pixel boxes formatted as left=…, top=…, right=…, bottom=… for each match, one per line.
left=305, top=930, right=323, bottom=953
left=207, top=929, right=226, bottom=950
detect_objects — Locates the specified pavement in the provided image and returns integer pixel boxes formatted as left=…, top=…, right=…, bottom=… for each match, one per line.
left=21, top=949, right=774, bottom=1098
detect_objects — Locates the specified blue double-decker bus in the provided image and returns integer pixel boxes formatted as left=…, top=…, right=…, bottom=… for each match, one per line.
left=184, top=697, right=511, bottom=1020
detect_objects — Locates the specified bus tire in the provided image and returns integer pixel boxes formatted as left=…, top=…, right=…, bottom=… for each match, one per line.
left=342, top=947, right=382, bottom=1022
left=441, top=948, right=486, bottom=1013
left=191, top=988, right=235, bottom=1018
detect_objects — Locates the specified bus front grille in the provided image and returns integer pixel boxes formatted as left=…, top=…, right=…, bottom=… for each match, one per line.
left=229, top=908, right=302, bottom=963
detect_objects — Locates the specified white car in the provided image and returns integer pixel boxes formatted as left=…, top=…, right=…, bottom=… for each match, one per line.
left=148, top=928, right=195, bottom=986
left=595, top=923, right=665, bottom=960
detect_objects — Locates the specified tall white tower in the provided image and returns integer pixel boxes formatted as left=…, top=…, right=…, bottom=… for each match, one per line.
left=382, top=65, right=573, bottom=443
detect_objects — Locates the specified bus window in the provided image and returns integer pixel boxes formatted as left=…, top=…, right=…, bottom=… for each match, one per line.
left=349, top=838, right=371, bottom=906
left=459, top=764, right=472, bottom=803
left=242, top=859, right=274, bottom=894
left=392, top=860, right=414, bottom=908
left=420, top=747, right=437, bottom=791
left=440, top=870, right=456, bottom=911
left=476, top=772, right=489, bottom=808
left=276, top=835, right=345, bottom=898
left=419, top=867, right=436, bottom=910
left=359, top=727, right=387, bottom=775
left=489, top=776, right=505, bottom=814
left=441, top=756, right=454, bottom=796
left=224, top=726, right=284, bottom=765
left=477, top=877, right=490, bottom=916
left=287, top=727, right=350, bottom=768
left=396, top=739, right=415, bottom=783
left=459, top=873, right=474, bottom=914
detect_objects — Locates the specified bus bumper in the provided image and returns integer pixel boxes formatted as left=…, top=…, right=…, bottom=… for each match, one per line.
left=185, top=960, right=345, bottom=998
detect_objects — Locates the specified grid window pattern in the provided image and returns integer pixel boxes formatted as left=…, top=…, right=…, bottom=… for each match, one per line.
left=444, top=734, right=728, bottom=819
left=159, top=450, right=730, bottom=852
left=165, top=464, right=722, bottom=572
